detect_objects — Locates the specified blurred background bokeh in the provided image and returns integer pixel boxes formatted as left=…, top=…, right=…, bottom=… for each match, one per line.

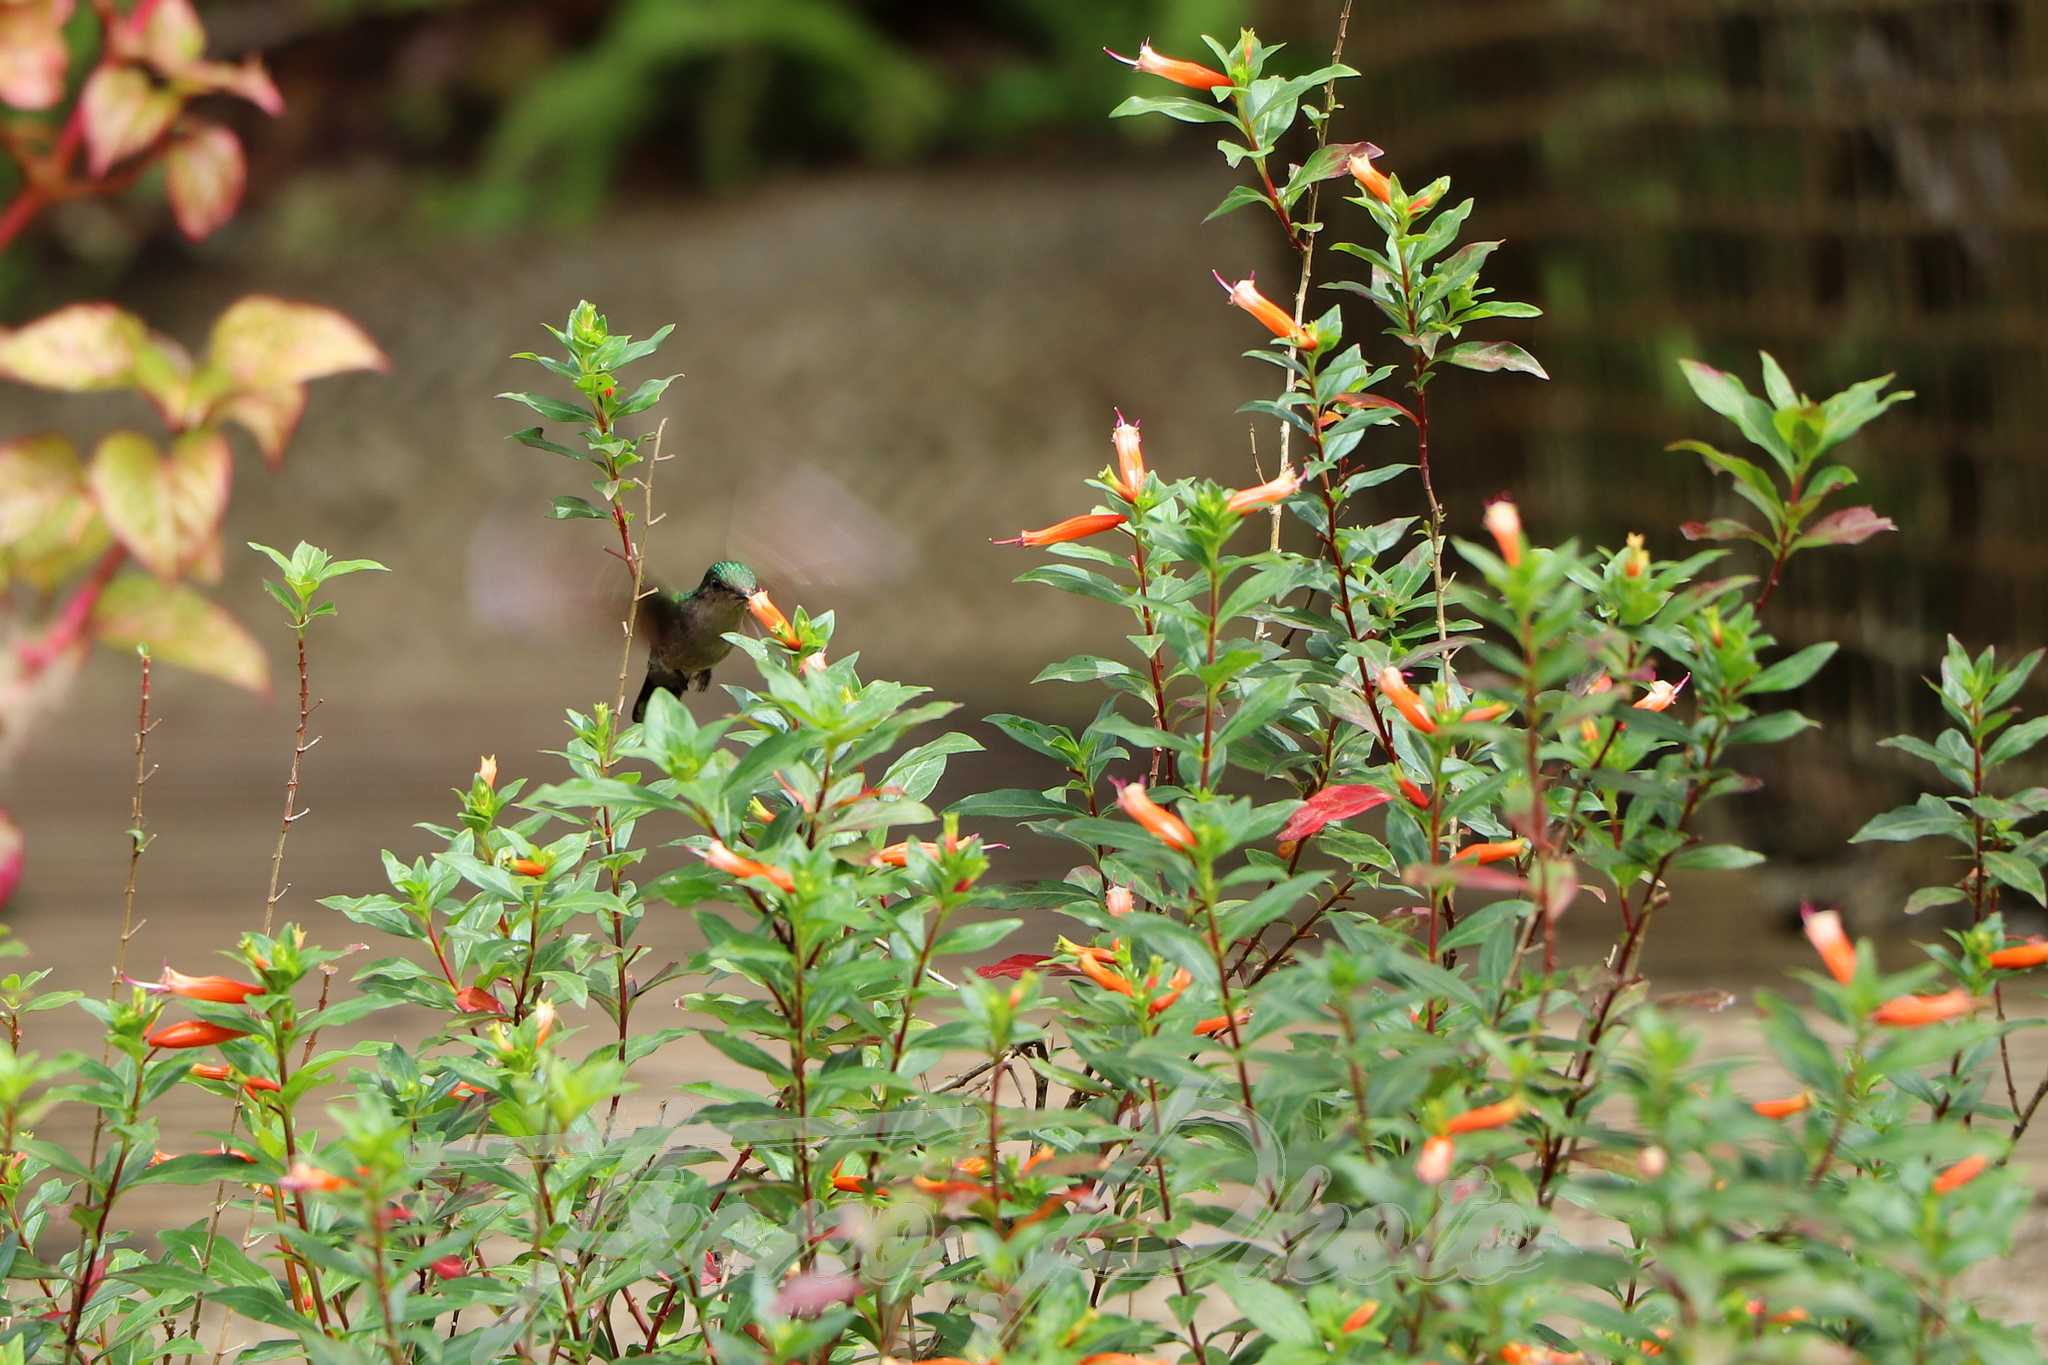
left=5, top=0, right=2048, bottom=983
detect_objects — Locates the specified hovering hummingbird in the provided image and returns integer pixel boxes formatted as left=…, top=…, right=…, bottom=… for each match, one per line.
left=632, top=560, right=758, bottom=720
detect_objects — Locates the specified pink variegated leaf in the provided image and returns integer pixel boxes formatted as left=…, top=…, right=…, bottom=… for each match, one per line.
left=80, top=65, right=180, bottom=177
left=1795, top=505, right=1896, bottom=549
left=164, top=119, right=244, bottom=241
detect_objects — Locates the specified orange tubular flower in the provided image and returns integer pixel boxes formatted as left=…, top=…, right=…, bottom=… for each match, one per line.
left=696, top=838, right=796, bottom=894
left=1801, top=906, right=1857, bottom=984
left=1873, top=988, right=1982, bottom=1028
left=1622, top=531, right=1650, bottom=578
left=146, top=1019, right=249, bottom=1050
left=240, top=1076, right=281, bottom=1096
left=1752, top=1091, right=1810, bottom=1119
left=1111, top=410, right=1147, bottom=498
left=1453, top=838, right=1528, bottom=866
left=992, top=512, right=1129, bottom=548
left=1483, top=498, right=1523, bottom=567
left=1632, top=674, right=1689, bottom=712
left=1342, top=1299, right=1380, bottom=1333
left=1934, top=1153, right=1989, bottom=1194
left=1074, top=952, right=1135, bottom=997
left=1193, top=1008, right=1251, bottom=1038
left=133, top=967, right=265, bottom=1004
left=1105, top=41, right=1232, bottom=91
left=477, top=755, right=498, bottom=788
left=746, top=589, right=800, bottom=647
left=509, top=856, right=547, bottom=877
left=279, top=1161, right=349, bottom=1194
left=1398, top=774, right=1432, bottom=809
left=829, top=1161, right=875, bottom=1195
left=1415, top=1135, right=1455, bottom=1183
left=1348, top=149, right=1392, bottom=204
left=429, top=1255, right=466, bottom=1281
left=1444, top=1097, right=1525, bottom=1135
left=189, top=1063, right=234, bottom=1082
left=1213, top=272, right=1314, bottom=348
left=1376, top=665, right=1437, bottom=733
left=1117, top=781, right=1196, bottom=853
left=1147, top=968, right=1193, bottom=1016
left=1460, top=702, right=1510, bottom=724
left=1989, top=939, right=2048, bottom=970
left=1225, top=466, right=1301, bottom=515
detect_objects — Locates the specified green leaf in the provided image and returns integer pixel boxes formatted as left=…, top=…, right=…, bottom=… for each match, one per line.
left=548, top=495, right=607, bottom=520
left=1440, top=340, right=1547, bottom=379
left=1984, top=850, right=2046, bottom=906
left=1679, top=358, right=1794, bottom=471
left=1110, top=94, right=1237, bottom=125
left=1218, top=1274, right=1316, bottom=1345
left=1851, top=798, right=1968, bottom=845
left=1746, top=643, right=1837, bottom=695
left=1986, top=715, right=2048, bottom=767
left=498, top=390, right=593, bottom=425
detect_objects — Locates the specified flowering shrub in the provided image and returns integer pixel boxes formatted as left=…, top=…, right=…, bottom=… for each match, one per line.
left=2, top=19, right=2044, bottom=1365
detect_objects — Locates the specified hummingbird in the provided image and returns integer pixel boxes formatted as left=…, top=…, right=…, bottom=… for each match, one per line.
left=632, top=560, right=758, bottom=720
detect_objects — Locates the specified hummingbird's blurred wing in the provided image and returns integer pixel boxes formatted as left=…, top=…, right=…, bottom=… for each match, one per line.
left=636, top=588, right=691, bottom=656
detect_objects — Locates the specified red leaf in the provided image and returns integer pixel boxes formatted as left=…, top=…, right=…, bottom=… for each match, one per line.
left=1279, top=784, right=1392, bottom=843
left=1679, top=518, right=1766, bottom=545
left=165, top=119, right=244, bottom=241
left=976, top=953, right=1056, bottom=980
left=1797, top=505, right=1895, bottom=548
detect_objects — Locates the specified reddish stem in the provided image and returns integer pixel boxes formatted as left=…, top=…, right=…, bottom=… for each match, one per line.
left=17, top=545, right=125, bottom=674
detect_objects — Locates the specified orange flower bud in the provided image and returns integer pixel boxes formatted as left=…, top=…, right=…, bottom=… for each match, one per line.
left=1460, top=702, right=1510, bottom=723
left=1934, top=1153, right=1989, bottom=1194
left=1801, top=906, right=1857, bottom=984
left=1873, top=988, right=1982, bottom=1028
left=133, top=967, right=265, bottom=1004
left=1111, top=410, right=1146, bottom=498
left=241, top=1075, right=281, bottom=1096
left=1147, top=967, right=1192, bottom=1015
left=448, top=1081, right=488, bottom=1100
left=696, top=838, right=797, bottom=894
left=1444, top=1097, right=1524, bottom=1134
left=1117, top=782, right=1196, bottom=853
left=1483, top=498, right=1523, bottom=567
left=1214, top=272, right=1313, bottom=348
left=429, top=1255, right=466, bottom=1280
left=1224, top=466, right=1301, bottom=515
left=1632, top=674, right=1688, bottom=712
left=1398, top=774, right=1431, bottom=808
left=1376, top=665, right=1437, bottom=733
left=279, top=1161, right=349, bottom=1194
left=1104, top=884, right=1135, bottom=917
left=1453, top=838, right=1528, bottom=866
left=830, top=1161, right=874, bottom=1194
left=1193, top=1008, right=1250, bottom=1038
left=993, top=512, right=1129, bottom=547
left=1988, top=939, right=2048, bottom=970
left=1105, top=41, right=1232, bottom=91
left=1347, top=149, right=1392, bottom=204
left=1586, top=672, right=1614, bottom=695
left=531, top=1000, right=556, bottom=1047
left=1578, top=717, right=1600, bottom=745
left=1752, top=1091, right=1810, bottom=1119
left=477, top=755, right=498, bottom=788
left=146, top=1019, right=249, bottom=1050
left=1415, top=1134, right=1455, bottom=1183
left=1342, top=1299, right=1380, bottom=1333
left=1622, top=531, right=1649, bottom=578
left=509, top=856, right=547, bottom=877
left=190, top=1063, right=234, bottom=1082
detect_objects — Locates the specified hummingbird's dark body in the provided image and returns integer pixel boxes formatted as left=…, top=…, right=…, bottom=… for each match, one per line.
left=632, top=560, right=757, bottom=720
